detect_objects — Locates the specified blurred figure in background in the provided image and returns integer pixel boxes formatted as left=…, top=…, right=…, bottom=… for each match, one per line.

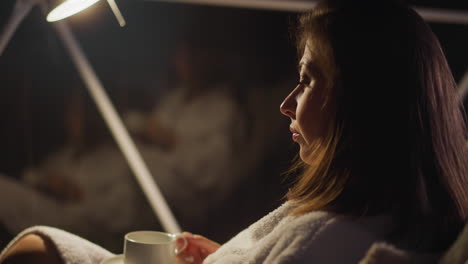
left=0, top=18, right=250, bottom=251
left=123, top=33, right=247, bottom=232
left=0, top=86, right=155, bottom=252
left=0, top=3, right=297, bottom=255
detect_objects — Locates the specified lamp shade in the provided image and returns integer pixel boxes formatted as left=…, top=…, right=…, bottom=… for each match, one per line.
left=46, top=0, right=100, bottom=22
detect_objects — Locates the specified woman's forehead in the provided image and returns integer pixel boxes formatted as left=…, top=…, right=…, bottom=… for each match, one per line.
left=298, top=44, right=314, bottom=71
left=299, top=45, right=322, bottom=76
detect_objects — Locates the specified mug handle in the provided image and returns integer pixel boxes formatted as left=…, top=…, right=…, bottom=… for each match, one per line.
left=173, top=233, right=188, bottom=255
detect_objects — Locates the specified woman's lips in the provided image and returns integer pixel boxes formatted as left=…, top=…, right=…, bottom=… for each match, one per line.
left=292, top=133, right=300, bottom=141
left=290, top=127, right=300, bottom=141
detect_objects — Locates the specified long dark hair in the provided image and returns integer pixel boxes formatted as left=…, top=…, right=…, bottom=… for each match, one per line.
left=288, top=0, right=468, bottom=251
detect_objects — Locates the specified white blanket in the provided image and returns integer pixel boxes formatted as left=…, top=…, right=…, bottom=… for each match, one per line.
left=0, top=226, right=113, bottom=264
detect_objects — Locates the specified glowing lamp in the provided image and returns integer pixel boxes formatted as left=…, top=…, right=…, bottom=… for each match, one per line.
left=46, top=0, right=126, bottom=26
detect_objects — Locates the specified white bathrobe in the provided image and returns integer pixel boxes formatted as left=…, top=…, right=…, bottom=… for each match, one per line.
left=0, top=202, right=397, bottom=264
left=203, top=202, right=394, bottom=264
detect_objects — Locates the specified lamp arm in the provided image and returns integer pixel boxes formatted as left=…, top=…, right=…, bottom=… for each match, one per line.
left=107, top=0, right=126, bottom=27
left=147, top=0, right=468, bottom=25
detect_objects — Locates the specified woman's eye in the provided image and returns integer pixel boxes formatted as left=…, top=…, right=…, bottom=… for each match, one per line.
left=298, top=79, right=311, bottom=86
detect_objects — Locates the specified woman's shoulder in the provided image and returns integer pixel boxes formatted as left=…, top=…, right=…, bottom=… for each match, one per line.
left=285, top=209, right=393, bottom=240
left=205, top=203, right=394, bottom=264
left=271, top=209, right=395, bottom=263
left=245, top=202, right=335, bottom=242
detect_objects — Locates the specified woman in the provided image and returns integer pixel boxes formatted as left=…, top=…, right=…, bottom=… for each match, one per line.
left=179, top=1, right=468, bottom=263
left=1, top=0, right=467, bottom=263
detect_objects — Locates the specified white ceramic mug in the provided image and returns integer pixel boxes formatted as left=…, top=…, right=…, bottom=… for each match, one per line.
left=123, top=231, right=187, bottom=264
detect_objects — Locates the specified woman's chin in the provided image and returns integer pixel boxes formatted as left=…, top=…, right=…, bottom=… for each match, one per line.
left=299, top=148, right=313, bottom=165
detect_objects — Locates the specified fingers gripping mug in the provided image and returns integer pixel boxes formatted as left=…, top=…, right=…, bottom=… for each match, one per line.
left=123, top=231, right=187, bottom=264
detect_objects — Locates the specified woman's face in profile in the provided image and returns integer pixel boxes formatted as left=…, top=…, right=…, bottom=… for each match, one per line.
left=280, top=43, right=330, bottom=164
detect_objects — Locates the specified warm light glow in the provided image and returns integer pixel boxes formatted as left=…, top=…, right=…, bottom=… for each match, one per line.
left=47, top=0, right=100, bottom=22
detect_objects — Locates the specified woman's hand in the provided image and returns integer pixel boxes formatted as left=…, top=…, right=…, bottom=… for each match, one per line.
left=177, top=232, right=220, bottom=264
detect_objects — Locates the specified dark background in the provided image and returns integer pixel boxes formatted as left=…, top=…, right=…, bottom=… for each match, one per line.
left=0, top=0, right=467, bottom=249
left=0, top=0, right=299, bottom=176
left=0, top=0, right=466, bottom=181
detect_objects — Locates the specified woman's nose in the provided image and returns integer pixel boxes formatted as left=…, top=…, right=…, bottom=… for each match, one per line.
left=280, top=91, right=296, bottom=119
